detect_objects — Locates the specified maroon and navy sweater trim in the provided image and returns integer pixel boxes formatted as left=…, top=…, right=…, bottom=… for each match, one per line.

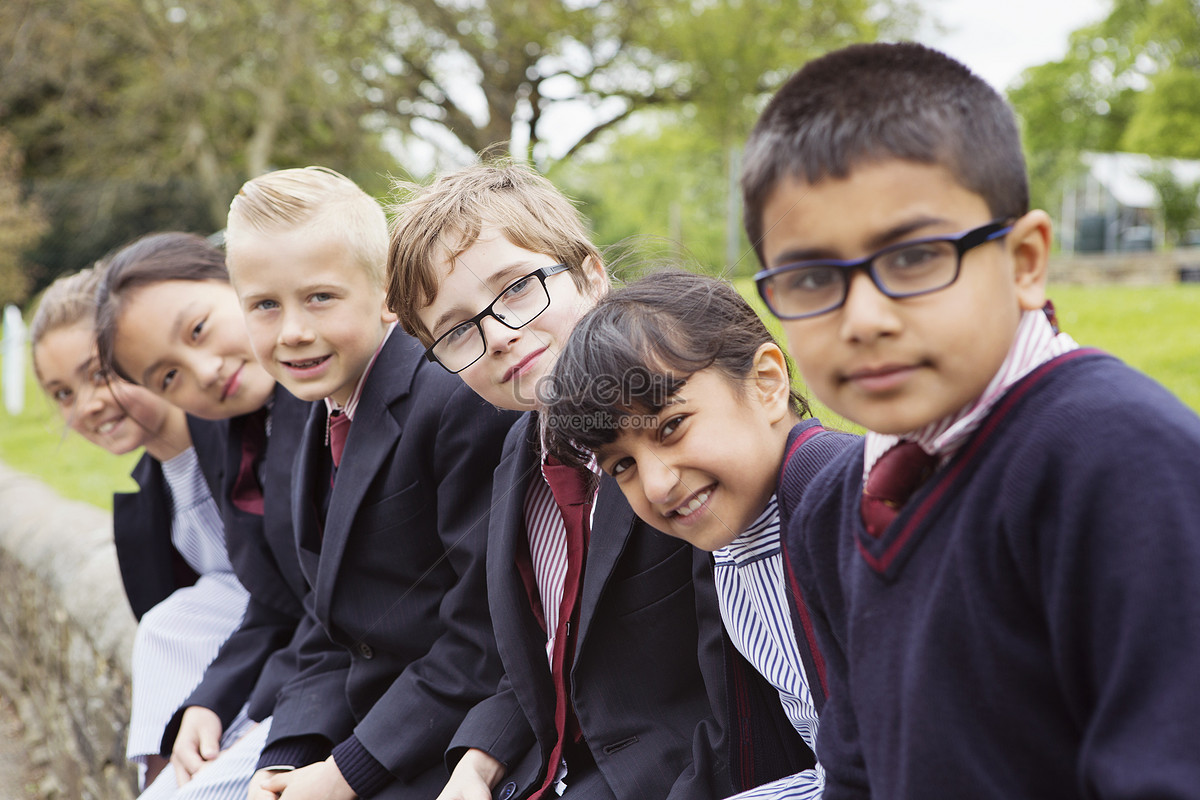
left=778, top=421, right=835, bottom=707
left=855, top=348, right=1102, bottom=577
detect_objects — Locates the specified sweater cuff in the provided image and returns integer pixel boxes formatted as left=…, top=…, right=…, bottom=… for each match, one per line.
left=254, top=735, right=331, bottom=773
left=331, top=735, right=393, bottom=797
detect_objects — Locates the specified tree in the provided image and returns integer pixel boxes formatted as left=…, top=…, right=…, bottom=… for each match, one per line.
left=1141, top=166, right=1200, bottom=245
left=1008, top=0, right=1200, bottom=213
left=555, top=0, right=920, bottom=274
left=0, top=131, right=48, bottom=307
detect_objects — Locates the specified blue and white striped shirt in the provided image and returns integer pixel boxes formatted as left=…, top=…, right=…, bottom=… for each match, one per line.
left=714, top=496, right=823, bottom=800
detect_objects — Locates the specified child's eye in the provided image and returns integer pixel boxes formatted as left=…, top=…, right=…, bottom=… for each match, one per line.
left=310, top=292, right=333, bottom=303
left=501, top=276, right=534, bottom=300
left=786, top=266, right=840, bottom=293
left=659, top=415, right=686, bottom=440
left=160, top=369, right=178, bottom=392
left=53, top=388, right=74, bottom=406
left=254, top=299, right=279, bottom=312
left=89, top=367, right=109, bottom=386
left=190, top=319, right=205, bottom=340
left=442, top=321, right=476, bottom=347
left=608, top=456, right=634, bottom=477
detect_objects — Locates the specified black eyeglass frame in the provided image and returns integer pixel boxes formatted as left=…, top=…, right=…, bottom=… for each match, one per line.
left=754, top=220, right=1014, bottom=320
left=424, top=263, right=571, bottom=373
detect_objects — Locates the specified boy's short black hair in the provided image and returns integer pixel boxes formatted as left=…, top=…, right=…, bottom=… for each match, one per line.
left=742, top=42, right=1029, bottom=262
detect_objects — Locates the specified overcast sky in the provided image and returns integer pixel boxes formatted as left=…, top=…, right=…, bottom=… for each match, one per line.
left=914, top=0, right=1111, bottom=91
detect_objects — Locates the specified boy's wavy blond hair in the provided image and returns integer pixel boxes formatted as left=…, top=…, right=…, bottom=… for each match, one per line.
left=226, top=166, right=388, bottom=286
left=387, top=161, right=601, bottom=345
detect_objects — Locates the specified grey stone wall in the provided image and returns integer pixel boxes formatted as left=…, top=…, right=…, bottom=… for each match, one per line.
left=1048, top=250, right=1200, bottom=285
left=0, top=461, right=138, bottom=799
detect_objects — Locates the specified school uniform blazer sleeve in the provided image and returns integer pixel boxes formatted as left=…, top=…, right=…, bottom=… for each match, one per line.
left=662, top=549, right=734, bottom=800
left=445, top=671, right=537, bottom=772
left=789, top=443, right=870, bottom=800
left=113, top=453, right=193, bottom=620
left=111, top=415, right=227, bottom=620
left=161, top=395, right=314, bottom=752
left=333, top=378, right=514, bottom=786
left=258, top=593, right=357, bottom=769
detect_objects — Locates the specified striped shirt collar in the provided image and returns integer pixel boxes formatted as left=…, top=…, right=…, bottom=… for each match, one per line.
left=864, top=307, right=1080, bottom=478
left=324, top=321, right=396, bottom=424
left=715, top=494, right=781, bottom=566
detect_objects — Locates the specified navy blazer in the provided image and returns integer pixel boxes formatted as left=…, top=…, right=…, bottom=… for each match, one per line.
left=112, top=414, right=227, bottom=620
left=160, top=385, right=344, bottom=753
left=266, top=331, right=519, bottom=794
left=448, top=413, right=732, bottom=800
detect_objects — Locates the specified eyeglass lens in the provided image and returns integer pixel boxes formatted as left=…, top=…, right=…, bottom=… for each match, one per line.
left=432, top=273, right=552, bottom=371
left=764, top=239, right=961, bottom=318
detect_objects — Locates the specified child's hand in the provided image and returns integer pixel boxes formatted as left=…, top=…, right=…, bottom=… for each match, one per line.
left=257, top=758, right=355, bottom=800
left=247, top=768, right=281, bottom=800
left=436, top=748, right=505, bottom=800
left=171, top=705, right=223, bottom=785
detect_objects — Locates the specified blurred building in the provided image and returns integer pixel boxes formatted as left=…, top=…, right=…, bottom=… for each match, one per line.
left=1061, top=152, right=1200, bottom=253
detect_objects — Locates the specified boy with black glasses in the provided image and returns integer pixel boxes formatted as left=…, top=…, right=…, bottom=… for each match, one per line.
left=746, top=42, right=1200, bottom=799
left=388, top=163, right=812, bottom=800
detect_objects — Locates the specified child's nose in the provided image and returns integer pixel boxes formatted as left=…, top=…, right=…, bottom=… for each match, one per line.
left=839, top=271, right=902, bottom=343
left=79, top=383, right=108, bottom=416
left=641, top=457, right=679, bottom=507
left=481, top=314, right=520, bottom=355
left=279, top=308, right=314, bottom=345
left=193, top=353, right=223, bottom=389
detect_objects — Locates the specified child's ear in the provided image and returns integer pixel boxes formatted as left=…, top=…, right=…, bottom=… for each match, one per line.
left=1008, top=210, right=1051, bottom=312
left=581, top=255, right=608, bottom=301
left=752, top=343, right=792, bottom=425
left=378, top=286, right=398, bottom=323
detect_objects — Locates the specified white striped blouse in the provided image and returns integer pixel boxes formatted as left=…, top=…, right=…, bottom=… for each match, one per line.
left=126, top=446, right=249, bottom=766
left=714, top=496, right=824, bottom=800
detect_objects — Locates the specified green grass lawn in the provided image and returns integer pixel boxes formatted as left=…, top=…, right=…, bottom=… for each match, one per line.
left=735, top=279, right=1200, bottom=433
left=0, top=355, right=140, bottom=510
left=3, top=282, right=1199, bottom=508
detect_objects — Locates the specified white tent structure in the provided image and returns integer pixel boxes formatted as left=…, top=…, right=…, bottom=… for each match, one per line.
left=1062, top=152, right=1200, bottom=253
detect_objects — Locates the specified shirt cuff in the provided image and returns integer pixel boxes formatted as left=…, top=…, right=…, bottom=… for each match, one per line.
left=254, top=735, right=332, bottom=773
left=331, top=734, right=393, bottom=797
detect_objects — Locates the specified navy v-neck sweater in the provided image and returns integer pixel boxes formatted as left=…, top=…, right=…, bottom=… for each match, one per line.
left=788, top=351, right=1200, bottom=799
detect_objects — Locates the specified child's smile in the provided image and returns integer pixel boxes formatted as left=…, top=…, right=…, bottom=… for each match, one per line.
left=418, top=227, right=604, bottom=411
left=35, top=322, right=175, bottom=455
left=112, top=279, right=277, bottom=420
left=232, top=227, right=393, bottom=407
left=759, top=160, right=1047, bottom=435
left=597, top=361, right=792, bottom=552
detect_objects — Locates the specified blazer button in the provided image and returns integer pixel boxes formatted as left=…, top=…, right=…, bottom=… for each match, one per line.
left=497, top=781, right=517, bottom=800
left=358, top=642, right=373, bottom=659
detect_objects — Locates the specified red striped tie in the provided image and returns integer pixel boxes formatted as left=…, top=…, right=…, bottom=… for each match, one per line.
left=861, top=441, right=935, bottom=537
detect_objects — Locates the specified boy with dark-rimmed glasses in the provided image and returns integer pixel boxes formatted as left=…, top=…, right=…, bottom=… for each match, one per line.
left=388, top=162, right=814, bottom=800
left=747, top=41, right=1200, bottom=799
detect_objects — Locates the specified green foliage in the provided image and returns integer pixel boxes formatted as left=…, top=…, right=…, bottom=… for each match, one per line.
left=556, top=0, right=918, bottom=275
left=0, top=355, right=138, bottom=510
left=0, top=132, right=48, bottom=307
left=556, top=117, right=740, bottom=274
left=1008, top=0, right=1200, bottom=216
left=1121, top=67, right=1200, bottom=158
left=1140, top=167, right=1200, bottom=244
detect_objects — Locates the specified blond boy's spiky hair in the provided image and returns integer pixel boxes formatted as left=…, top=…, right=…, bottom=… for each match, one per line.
left=386, top=161, right=601, bottom=345
left=227, top=166, right=388, bottom=286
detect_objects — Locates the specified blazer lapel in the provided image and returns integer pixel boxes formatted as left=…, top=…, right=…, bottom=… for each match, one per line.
left=489, top=415, right=558, bottom=740
left=314, top=332, right=419, bottom=621
left=573, top=474, right=635, bottom=657
left=291, top=402, right=327, bottom=586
